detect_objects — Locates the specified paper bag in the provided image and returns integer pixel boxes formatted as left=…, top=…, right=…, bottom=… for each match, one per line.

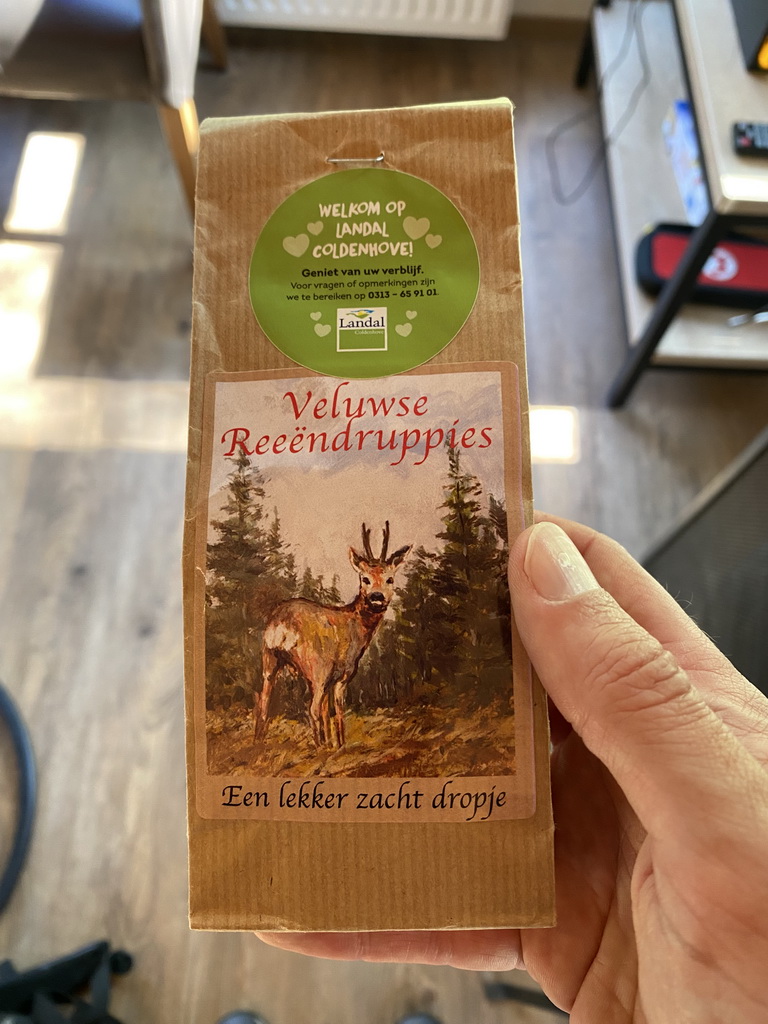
left=183, top=99, right=555, bottom=931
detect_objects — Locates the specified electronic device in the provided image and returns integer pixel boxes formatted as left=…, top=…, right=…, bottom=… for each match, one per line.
left=729, top=0, right=768, bottom=72
left=733, top=121, right=768, bottom=156
left=636, top=223, right=768, bottom=308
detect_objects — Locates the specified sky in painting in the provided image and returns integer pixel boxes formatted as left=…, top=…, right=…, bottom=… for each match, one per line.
left=208, top=369, right=518, bottom=587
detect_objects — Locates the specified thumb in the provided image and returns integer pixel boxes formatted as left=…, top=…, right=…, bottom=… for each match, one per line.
left=509, top=521, right=766, bottom=841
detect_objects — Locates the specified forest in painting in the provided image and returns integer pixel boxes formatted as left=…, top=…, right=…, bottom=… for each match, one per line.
left=205, top=443, right=516, bottom=778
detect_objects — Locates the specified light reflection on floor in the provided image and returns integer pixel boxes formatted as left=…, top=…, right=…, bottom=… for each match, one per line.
left=530, top=405, right=580, bottom=464
left=2, top=130, right=191, bottom=454
left=0, top=375, right=190, bottom=451
left=0, top=132, right=580, bottom=460
left=4, top=132, right=85, bottom=235
left=0, top=237, right=191, bottom=453
left=0, top=240, right=62, bottom=380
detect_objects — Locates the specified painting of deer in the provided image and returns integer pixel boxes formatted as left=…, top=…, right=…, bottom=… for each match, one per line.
left=255, top=522, right=411, bottom=749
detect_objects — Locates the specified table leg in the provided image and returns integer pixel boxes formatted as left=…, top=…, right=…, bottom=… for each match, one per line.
left=606, top=209, right=725, bottom=407
left=574, top=21, right=594, bottom=89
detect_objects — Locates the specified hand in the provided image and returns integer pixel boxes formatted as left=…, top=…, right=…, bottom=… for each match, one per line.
left=258, top=513, right=768, bottom=1024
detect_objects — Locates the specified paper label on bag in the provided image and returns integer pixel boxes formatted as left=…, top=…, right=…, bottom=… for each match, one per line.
left=249, top=169, right=480, bottom=378
left=192, top=361, right=536, bottom=822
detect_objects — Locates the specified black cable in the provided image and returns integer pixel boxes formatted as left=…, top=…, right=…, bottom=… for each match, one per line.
left=546, top=0, right=652, bottom=205
left=0, top=680, right=37, bottom=914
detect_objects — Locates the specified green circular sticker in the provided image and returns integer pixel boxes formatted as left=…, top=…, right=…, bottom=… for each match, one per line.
left=249, top=168, right=479, bottom=378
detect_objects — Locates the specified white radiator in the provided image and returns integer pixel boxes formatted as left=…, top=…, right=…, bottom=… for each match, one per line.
left=216, top=0, right=514, bottom=40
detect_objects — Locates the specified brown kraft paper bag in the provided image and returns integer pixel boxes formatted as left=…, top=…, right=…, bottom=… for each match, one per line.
left=183, top=99, right=555, bottom=931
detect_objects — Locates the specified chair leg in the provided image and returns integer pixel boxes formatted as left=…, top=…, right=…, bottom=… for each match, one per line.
left=156, top=97, right=199, bottom=219
left=202, top=0, right=229, bottom=70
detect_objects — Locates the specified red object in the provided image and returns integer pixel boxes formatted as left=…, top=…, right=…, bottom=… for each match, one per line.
left=651, top=233, right=768, bottom=291
left=635, top=223, right=768, bottom=307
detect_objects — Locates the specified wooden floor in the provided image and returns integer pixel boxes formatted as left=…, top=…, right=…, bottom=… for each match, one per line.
left=0, top=18, right=766, bottom=1024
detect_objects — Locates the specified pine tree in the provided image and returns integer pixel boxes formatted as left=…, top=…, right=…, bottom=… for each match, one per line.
left=436, top=446, right=492, bottom=691
left=349, top=618, right=405, bottom=710
left=488, top=493, right=512, bottom=661
left=395, top=444, right=512, bottom=706
left=205, top=453, right=298, bottom=709
left=206, top=451, right=268, bottom=700
left=299, top=565, right=316, bottom=599
left=395, top=545, right=458, bottom=691
left=207, top=449, right=268, bottom=597
left=327, top=574, right=341, bottom=604
left=259, top=508, right=299, bottom=615
left=435, top=447, right=510, bottom=701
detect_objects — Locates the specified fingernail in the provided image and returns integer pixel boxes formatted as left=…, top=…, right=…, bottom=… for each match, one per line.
left=524, top=522, right=599, bottom=601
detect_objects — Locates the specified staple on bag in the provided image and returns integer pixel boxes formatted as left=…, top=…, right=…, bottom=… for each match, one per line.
left=326, top=152, right=385, bottom=164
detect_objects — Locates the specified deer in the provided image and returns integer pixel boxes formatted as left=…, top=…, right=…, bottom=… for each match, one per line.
left=255, top=522, right=411, bottom=749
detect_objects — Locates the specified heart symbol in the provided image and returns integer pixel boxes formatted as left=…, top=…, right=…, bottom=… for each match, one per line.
left=425, top=234, right=442, bottom=249
left=395, top=323, right=412, bottom=337
left=283, top=234, right=309, bottom=257
left=307, top=221, right=323, bottom=235
left=310, top=312, right=322, bottom=321
left=314, top=323, right=332, bottom=337
left=403, top=216, right=429, bottom=240
left=406, top=310, right=417, bottom=320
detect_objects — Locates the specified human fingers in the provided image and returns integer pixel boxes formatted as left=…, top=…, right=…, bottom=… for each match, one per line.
left=532, top=512, right=740, bottom=672
left=531, top=512, right=768, bottom=757
left=509, top=521, right=768, bottom=845
left=255, top=929, right=523, bottom=971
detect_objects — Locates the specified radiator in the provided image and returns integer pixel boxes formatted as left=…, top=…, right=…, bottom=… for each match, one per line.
left=216, top=0, right=514, bottom=40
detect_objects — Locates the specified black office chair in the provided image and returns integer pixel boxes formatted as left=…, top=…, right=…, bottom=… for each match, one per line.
left=0, top=941, right=132, bottom=1023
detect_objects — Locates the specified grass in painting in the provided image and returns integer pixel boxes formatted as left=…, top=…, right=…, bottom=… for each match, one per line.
left=207, top=693, right=515, bottom=778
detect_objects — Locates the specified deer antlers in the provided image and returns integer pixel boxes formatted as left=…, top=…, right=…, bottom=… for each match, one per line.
left=361, top=521, right=390, bottom=562
left=361, top=523, right=374, bottom=560
left=380, top=521, right=390, bottom=561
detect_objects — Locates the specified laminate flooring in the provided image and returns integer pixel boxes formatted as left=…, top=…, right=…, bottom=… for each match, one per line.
left=0, top=18, right=766, bottom=1024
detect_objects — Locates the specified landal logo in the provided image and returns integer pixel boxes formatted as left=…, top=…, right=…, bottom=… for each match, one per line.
left=337, top=306, right=388, bottom=353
